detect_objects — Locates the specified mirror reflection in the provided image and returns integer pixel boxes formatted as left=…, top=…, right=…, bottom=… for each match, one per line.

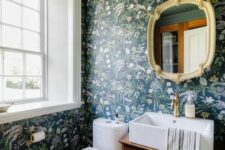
left=154, top=4, right=207, bottom=73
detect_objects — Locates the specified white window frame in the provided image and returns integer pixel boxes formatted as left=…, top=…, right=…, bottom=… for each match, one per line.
left=0, top=0, right=46, bottom=103
left=68, top=0, right=81, bottom=103
left=0, top=0, right=82, bottom=124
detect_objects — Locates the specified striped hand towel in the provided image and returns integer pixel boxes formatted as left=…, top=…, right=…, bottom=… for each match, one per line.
left=167, top=128, right=201, bottom=150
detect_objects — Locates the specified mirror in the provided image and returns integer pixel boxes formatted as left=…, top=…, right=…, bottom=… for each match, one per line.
left=147, top=0, right=216, bottom=83
left=155, top=4, right=207, bottom=73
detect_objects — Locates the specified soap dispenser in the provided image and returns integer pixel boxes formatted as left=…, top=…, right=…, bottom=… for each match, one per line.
left=185, top=93, right=195, bottom=118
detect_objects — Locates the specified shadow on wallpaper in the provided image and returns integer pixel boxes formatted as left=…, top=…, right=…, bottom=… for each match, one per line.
left=82, top=0, right=225, bottom=149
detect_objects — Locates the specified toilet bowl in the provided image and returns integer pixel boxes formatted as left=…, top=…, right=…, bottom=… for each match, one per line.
left=82, top=118, right=128, bottom=150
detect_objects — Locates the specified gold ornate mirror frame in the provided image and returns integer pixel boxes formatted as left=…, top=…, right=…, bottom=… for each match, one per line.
left=147, top=0, right=216, bottom=84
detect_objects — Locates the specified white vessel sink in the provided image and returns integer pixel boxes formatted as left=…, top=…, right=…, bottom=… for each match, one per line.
left=129, top=112, right=214, bottom=150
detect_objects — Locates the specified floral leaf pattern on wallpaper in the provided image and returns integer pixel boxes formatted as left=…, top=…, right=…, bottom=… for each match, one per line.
left=0, top=0, right=225, bottom=150
left=82, top=0, right=225, bottom=149
left=0, top=105, right=93, bottom=150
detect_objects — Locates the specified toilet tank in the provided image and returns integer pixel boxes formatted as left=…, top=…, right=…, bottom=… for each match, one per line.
left=93, top=118, right=128, bottom=150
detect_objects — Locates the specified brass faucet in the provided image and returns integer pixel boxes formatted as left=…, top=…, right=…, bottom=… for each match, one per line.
left=171, top=93, right=180, bottom=117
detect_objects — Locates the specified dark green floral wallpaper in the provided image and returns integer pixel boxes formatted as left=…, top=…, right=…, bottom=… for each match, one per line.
left=82, top=0, right=225, bottom=149
left=0, top=0, right=225, bottom=150
left=0, top=105, right=93, bottom=150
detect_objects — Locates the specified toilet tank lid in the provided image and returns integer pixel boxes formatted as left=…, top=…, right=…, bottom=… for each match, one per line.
left=94, top=118, right=128, bottom=128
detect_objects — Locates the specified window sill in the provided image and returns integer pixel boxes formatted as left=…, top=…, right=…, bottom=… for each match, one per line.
left=0, top=100, right=83, bottom=124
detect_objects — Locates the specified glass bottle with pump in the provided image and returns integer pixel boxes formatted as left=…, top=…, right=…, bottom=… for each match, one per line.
left=185, top=94, right=195, bottom=118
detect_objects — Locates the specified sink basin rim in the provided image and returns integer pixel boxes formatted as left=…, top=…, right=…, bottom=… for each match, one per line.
left=130, top=112, right=214, bottom=137
left=129, top=112, right=214, bottom=150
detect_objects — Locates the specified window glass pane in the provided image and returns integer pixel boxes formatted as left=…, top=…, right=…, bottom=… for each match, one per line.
left=0, top=24, right=2, bottom=46
left=26, top=54, right=42, bottom=75
left=2, top=0, right=22, bottom=27
left=12, top=0, right=22, bottom=3
left=23, top=0, right=40, bottom=10
left=2, top=25, right=22, bottom=49
left=0, top=50, right=3, bottom=75
left=4, top=77, right=23, bottom=101
left=0, top=77, right=3, bottom=101
left=4, top=51, right=23, bottom=75
left=25, top=77, right=41, bottom=98
left=23, top=30, right=40, bottom=51
left=0, top=25, right=1, bottom=46
left=23, top=7, right=40, bottom=32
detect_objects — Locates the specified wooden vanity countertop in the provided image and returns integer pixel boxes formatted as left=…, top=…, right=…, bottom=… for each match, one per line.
left=119, top=135, right=158, bottom=150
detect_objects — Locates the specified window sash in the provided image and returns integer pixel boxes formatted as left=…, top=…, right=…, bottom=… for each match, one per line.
left=0, top=22, right=40, bottom=34
left=0, top=48, right=44, bottom=102
left=0, top=0, right=46, bottom=103
left=0, top=0, right=42, bottom=52
left=6, top=0, right=41, bottom=12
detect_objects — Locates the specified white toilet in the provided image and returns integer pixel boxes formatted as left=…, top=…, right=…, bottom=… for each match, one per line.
left=83, top=118, right=128, bottom=150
